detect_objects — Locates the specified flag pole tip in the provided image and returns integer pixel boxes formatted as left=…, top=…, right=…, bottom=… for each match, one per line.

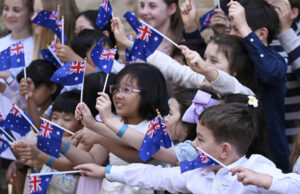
left=57, top=4, right=60, bottom=8
left=84, top=57, right=87, bottom=60
left=62, top=15, right=64, bottom=18
left=155, top=109, right=161, bottom=116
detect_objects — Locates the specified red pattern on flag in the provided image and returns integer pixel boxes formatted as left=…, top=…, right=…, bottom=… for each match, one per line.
left=10, top=42, right=24, bottom=56
left=100, top=48, right=117, bottom=61
left=68, top=61, right=85, bottom=75
left=9, top=107, right=21, bottom=118
left=38, top=121, right=53, bottom=139
left=101, top=0, right=109, bottom=12
left=136, top=25, right=152, bottom=42
left=146, top=117, right=160, bottom=139
left=29, top=176, right=42, bottom=192
left=198, top=152, right=210, bottom=163
left=49, top=11, right=58, bottom=21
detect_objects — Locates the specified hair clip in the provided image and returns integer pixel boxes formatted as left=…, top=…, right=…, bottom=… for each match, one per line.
left=248, top=96, right=258, bottom=108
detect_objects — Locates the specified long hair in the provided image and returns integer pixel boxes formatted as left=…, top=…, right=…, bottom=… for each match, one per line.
left=290, top=131, right=300, bottom=166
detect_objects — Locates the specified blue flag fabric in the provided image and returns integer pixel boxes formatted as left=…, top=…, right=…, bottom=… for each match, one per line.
left=1, top=105, right=33, bottom=136
left=139, top=115, right=172, bottom=162
left=90, top=38, right=117, bottom=74
left=29, top=175, right=52, bottom=194
left=180, top=148, right=220, bottom=173
left=32, top=10, right=67, bottom=43
left=40, top=45, right=63, bottom=67
left=37, top=119, right=64, bottom=158
left=50, top=61, right=85, bottom=86
left=123, top=11, right=139, bottom=33
left=0, top=41, right=25, bottom=71
left=0, top=136, right=10, bottom=155
left=96, top=0, right=112, bottom=30
left=131, top=23, right=163, bottom=61
left=199, top=9, right=214, bottom=32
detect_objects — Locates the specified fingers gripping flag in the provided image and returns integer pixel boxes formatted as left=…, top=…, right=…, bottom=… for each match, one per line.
left=1, top=105, right=33, bottom=136
left=139, top=115, right=172, bottom=162
left=90, top=38, right=117, bottom=74
left=96, top=0, right=112, bottom=30
left=37, top=120, right=63, bottom=158
left=131, top=23, right=163, bottom=61
left=50, top=61, right=86, bottom=86
left=180, top=148, right=220, bottom=173
left=0, top=41, right=25, bottom=71
left=29, top=175, right=52, bottom=194
left=32, top=10, right=67, bottom=43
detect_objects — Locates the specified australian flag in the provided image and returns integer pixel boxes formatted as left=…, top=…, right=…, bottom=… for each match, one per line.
left=50, top=61, right=86, bottom=86
left=199, top=9, right=214, bottom=32
left=32, top=10, right=67, bottom=43
left=90, top=38, right=117, bottom=74
left=180, top=147, right=220, bottom=173
left=96, top=0, right=112, bottom=30
left=29, top=175, right=52, bottom=194
left=139, top=115, right=172, bottom=162
left=1, top=105, right=33, bottom=136
left=0, top=41, right=25, bottom=71
left=123, top=10, right=139, bottom=33
left=37, top=119, right=64, bottom=158
left=40, top=44, right=63, bottom=67
left=131, top=23, right=163, bottom=61
left=0, top=136, right=10, bottom=155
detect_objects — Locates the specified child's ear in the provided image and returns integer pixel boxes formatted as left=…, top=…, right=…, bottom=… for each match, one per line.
left=167, top=3, right=177, bottom=17
left=219, top=142, right=231, bottom=160
left=254, top=27, right=268, bottom=46
left=291, top=7, right=299, bottom=22
left=49, top=84, right=58, bottom=95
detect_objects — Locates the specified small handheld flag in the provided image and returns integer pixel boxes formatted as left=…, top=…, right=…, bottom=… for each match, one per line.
left=50, top=61, right=86, bottom=86
left=139, top=110, right=172, bottom=162
left=123, top=10, right=139, bottom=33
left=96, top=0, right=113, bottom=30
left=0, top=41, right=25, bottom=71
left=40, top=44, right=63, bottom=67
left=0, top=136, right=10, bottom=155
left=29, top=174, right=52, bottom=194
left=199, top=9, right=214, bottom=32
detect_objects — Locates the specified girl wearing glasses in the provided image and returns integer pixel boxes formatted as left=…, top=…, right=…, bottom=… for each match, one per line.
left=74, top=63, right=169, bottom=194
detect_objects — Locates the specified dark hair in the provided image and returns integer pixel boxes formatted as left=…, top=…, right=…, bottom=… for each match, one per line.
left=71, top=29, right=112, bottom=59
left=210, top=34, right=258, bottom=94
left=289, top=0, right=300, bottom=23
left=83, top=72, right=117, bottom=117
left=52, top=90, right=80, bottom=114
left=17, top=59, right=62, bottom=100
left=171, top=39, right=207, bottom=62
left=173, top=88, right=219, bottom=141
left=164, top=0, right=183, bottom=42
left=220, top=94, right=271, bottom=159
left=240, top=0, right=279, bottom=44
left=114, top=63, right=169, bottom=120
left=199, top=103, right=256, bottom=156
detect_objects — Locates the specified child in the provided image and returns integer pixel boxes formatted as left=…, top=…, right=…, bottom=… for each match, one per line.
left=74, top=63, right=169, bottom=193
left=74, top=103, right=300, bottom=193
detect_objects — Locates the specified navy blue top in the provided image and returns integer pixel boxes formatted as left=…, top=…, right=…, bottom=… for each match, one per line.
left=242, top=32, right=290, bottom=171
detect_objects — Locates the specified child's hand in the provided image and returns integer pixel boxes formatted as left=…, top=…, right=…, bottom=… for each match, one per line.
left=96, top=92, right=114, bottom=123
left=228, top=1, right=252, bottom=37
left=56, top=43, right=81, bottom=63
left=74, top=163, right=106, bottom=178
left=19, top=78, right=34, bottom=98
left=270, top=0, right=292, bottom=33
left=230, top=166, right=273, bottom=189
left=211, top=9, right=230, bottom=35
left=180, top=0, right=198, bottom=33
left=5, top=161, right=17, bottom=184
left=12, top=140, right=39, bottom=161
left=111, top=17, right=133, bottom=48
left=72, top=127, right=101, bottom=145
left=75, top=102, right=95, bottom=128
left=178, top=45, right=208, bottom=73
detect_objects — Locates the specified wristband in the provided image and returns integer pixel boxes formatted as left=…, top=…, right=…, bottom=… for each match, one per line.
left=46, top=156, right=55, bottom=167
left=5, top=74, right=15, bottom=85
left=116, top=124, right=128, bottom=137
left=105, top=164, right=112, bottom=174
left=61, top=141, right=70, bottom=154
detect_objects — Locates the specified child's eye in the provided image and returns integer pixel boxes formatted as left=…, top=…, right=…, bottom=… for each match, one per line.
left=124, top=87, right=132, bottom=93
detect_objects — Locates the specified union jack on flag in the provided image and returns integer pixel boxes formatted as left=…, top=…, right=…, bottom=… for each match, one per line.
left=29, top=175, right=52, bottom=194
left=49, top=10, right=58, bottom=21
left=37, top=119, right=64, bottom=158
left=50, top=61, right=86, bottom=86
left=9, top=107, right=22, bottom=118
left=10, top=42, right=24, bottom=56
left=139, top=114, right=172, bottom=162
left=199, top=9, right=214, bottom=32
left=136, top=25, right=153, bottom=42
left=96, top=0, right=112, bottom=29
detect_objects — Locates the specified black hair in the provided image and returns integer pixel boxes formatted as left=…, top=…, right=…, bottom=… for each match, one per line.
left=113, top=63, right=169, bottom=120
left=199, top=103, right=256, bottom=156
left=52, top=90, right=80, bottom=114
left=289, top=0, right=300, bottom=24
left=83, top=72, right=117, bottom=117
left=71, top=29, right=112, bottom=59
left=17, top=59, right=62, bottom=100
left=240, top=0, right=279, bottom=44
left=210, top=34, right=258, bottom=94
left=220, top=93, right=271, bottom=159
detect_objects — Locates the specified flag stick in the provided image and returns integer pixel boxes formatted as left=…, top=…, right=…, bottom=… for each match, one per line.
left=217, top=0, right=221, bottom=9
left=41, top=117, right=74, bottom=135
left=54, top=4, right=60, bottom=43
left=23, top=57, right=28, bottom=99
left=139, top=19, right=179, bottom=47
left=193, top=145, right=227, bottom=168
left=102, top=73, right=109, bottom=93
left=0, top=127, right=15, bottom=143
left=13, top=105, right=39, bottom=133
left=61, top=16, right=64, bottom=45
left=47, top=45, right=63, bottom=66
left=29, top=170, right=81, bottom=177
left=80, top=59, right=87, bottom=103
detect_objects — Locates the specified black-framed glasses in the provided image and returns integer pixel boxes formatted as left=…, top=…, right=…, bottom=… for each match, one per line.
left=109, top=85, right=141, bottom=95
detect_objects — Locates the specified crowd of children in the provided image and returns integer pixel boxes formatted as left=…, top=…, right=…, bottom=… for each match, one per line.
left=1, top=0, right=300, bottom=193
